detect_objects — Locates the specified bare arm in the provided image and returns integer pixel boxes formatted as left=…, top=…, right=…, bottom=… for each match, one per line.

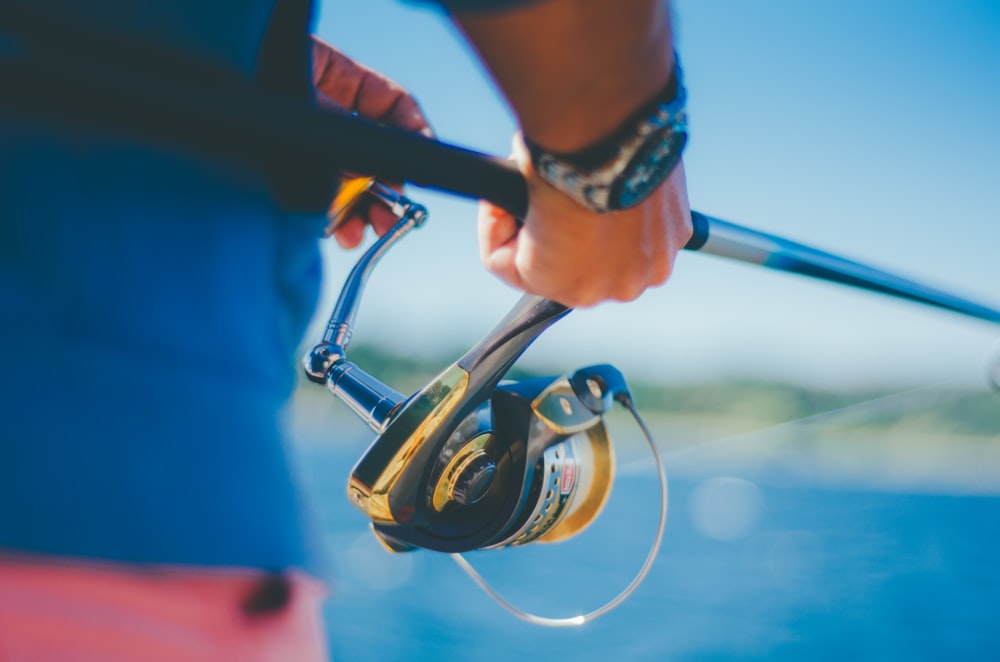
left=453, top=0, right=676, bottom=153
left=453, top=0, right=692, bottom=308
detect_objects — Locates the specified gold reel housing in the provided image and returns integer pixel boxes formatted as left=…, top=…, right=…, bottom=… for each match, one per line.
left=499, top=422, right=614, bottom=547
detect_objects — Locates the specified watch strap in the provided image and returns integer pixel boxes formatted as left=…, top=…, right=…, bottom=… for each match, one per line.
left=524, top=55, right=687, bottom=212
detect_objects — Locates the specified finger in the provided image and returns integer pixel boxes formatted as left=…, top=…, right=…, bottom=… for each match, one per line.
left=332, top=217, right=367, bottom=249
left=663, top=161, right=693, bottom=252
left=311, top=38, right=367, bottom=108
left=477, top=142, right=522, bottom=257
left=482, top=242, right=526, bottom=292
left=314, top=91, right=348, bottom=114
left=377, top=92, right=434, bottom=138
left=356, top=78, right=433, bottom=137
left=477, top=202, right=525, bottom=291
left=477, top=201, right=521, bottom=258
left=311, top=37, right=433, bottom=135
left=366, top=204, right=400, bottom=237
left=648, top=162, right=692, bottom=287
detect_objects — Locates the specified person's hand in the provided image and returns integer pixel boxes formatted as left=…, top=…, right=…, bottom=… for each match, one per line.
left=478, top=134, right=692, bottom=308
left=311, top=36, right=433, bottom=248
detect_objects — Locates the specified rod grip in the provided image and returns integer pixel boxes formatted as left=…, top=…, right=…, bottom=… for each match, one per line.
left=413, top=136, right=709, bottom=252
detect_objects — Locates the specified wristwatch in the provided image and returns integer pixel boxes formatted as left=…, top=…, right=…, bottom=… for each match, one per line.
left=525, top=57, right=688, bottom=213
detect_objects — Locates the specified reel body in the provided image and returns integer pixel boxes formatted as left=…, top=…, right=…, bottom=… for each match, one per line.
left=354, top=366, right=617, bottom=554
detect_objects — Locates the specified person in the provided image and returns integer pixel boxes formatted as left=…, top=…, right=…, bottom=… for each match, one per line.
left=0, top=0, right=690, bottom=659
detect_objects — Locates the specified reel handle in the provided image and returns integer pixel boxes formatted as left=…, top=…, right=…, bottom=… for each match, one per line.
left=304, top=179, right=427, bottom=432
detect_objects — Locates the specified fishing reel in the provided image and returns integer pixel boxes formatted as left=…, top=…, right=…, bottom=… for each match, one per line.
left=304, top=179, right=666, bottom=625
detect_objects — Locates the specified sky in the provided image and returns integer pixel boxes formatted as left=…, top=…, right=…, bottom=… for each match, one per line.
left=309, top=0, right=1000, bottom=388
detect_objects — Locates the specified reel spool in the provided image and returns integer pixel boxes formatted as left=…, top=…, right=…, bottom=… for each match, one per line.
left=305, top=179, right=667, bottom=625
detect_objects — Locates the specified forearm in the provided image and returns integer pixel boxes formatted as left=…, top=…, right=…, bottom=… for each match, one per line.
left=452, top=0, right=675, bottom=153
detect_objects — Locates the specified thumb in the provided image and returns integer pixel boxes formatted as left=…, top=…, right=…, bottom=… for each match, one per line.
left=477, top=200, right=525, bottom=291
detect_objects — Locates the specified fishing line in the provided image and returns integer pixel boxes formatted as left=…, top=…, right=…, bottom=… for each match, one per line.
left=617, top=378, right=970, bottom=475
left=988, top=354, right=1000, bottom=393
left=451, top=397, right=668, bottom=628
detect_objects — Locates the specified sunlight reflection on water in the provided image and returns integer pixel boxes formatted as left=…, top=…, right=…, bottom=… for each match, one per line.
left=689, top=476, right=762, bottom=542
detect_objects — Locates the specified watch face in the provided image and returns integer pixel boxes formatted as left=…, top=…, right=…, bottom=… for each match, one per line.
left=610, top=124, right=687, bottom=210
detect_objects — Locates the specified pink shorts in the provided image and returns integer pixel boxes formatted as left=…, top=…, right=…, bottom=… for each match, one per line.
left=0, top=555, right=329, bottom=662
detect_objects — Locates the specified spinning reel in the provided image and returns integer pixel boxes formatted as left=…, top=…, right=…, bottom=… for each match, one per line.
left=304, top=179, right=667, bottom=625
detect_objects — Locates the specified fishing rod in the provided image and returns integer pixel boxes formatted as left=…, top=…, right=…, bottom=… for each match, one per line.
left=4, top=5, right=999, bottom=324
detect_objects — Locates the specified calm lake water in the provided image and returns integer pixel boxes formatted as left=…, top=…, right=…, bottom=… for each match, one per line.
left=291, top=405, right=1000, bottom=661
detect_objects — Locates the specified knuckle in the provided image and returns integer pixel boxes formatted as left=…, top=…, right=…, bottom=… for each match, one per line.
left=613, top=279, right=647, bottom=303
left=651, top=255, right=674, bottom=287
left=677, top=214, right=694, bottom=245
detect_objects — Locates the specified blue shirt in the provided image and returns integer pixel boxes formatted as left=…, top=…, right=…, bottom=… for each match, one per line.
left=0, top=0, right=528, bottom=569
left=0, top=0, right=322, bottom=568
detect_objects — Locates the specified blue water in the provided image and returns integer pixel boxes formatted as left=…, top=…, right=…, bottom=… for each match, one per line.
left=292, top=419, right=1000, bottom=661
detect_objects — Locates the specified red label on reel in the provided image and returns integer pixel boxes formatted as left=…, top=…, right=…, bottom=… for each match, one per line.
left=560, top=459, right=576, bottom=495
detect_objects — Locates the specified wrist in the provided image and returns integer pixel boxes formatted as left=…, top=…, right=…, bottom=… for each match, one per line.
left=525, top=70, right=680, bottom=171
left=522, top=54, right=687, bottom=213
